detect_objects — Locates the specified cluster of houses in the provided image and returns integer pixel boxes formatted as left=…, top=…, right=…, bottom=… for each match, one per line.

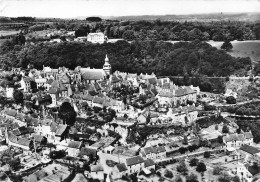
left=2, top=55, right=260, bottom=182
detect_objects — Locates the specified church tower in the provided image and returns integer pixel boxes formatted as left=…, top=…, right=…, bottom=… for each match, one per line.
left=103, top=54, right=111, bottom=76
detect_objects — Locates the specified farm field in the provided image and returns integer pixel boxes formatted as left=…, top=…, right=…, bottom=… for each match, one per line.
left=207, top=40, right=260, bottom=63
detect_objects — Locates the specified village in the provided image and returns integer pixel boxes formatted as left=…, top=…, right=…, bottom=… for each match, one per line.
left=0, top=53, right=258, bottom=182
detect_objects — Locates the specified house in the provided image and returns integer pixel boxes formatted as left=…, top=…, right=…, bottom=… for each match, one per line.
left=82, top=94, right=94, bottom=106
left=32, top=134, right=47, bottom=145
left=110, top=75, right=121, bottom=88
left=24, top=164, right=70, bottom=182
left=140, top=147, right=156, bottom=160
left=244, top=131, right=254, bottom=145
left=87, top=32, right=106, bottom=44
left=55, top=124, right=68, bottom=142
left=5, top=109, right=17, bottom=119
left=155, top=146, right=167, bottom=160
left=156, top=91, right=174, bottom=106
left=71, top=173, right=89, bottom=182
left=140, top=146, right=166, bottom=161
left=223, top=133, right=254, bottom=151
left=6, top=86, right=14, bottom=98
left=66, top=140, right=83, bottom=157
left=80, top=147, right=97, bottom=160
left=239, top=144, right=260, bottom=164
left=125, top=156, right=145, bottom=174
left=137, top=114, right=147, bottom=124
left=92, top=96, right=105, bottom=108
left=6, top=131, right=33, bottom=150
left=112, top=163, right=128, bottom=179
left=12, top=126, right=31, bottom=137
left=90, top=164, right=104, bottom=181
left=166, top=106, right=198, bottom=126
left=20, top=77, right=32, bottom=92
left=35, top=78, right=47, bottom=90
left=144, top=159, right=155, bottom=171
left=222, top=162, right=253, bottom=181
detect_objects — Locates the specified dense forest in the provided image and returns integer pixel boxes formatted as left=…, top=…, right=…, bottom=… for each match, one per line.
left=0, top=39, right=251, bottom=78
left=74, top=20, right=260, bottom=41
left=6, top=19, right=259, bottom=41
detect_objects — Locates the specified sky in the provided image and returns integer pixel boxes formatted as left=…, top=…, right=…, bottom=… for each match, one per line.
left=1, top=0, right=260, bottom=18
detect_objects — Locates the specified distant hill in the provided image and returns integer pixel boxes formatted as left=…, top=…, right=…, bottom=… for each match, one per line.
left=100, top=13, right=260, bottom=22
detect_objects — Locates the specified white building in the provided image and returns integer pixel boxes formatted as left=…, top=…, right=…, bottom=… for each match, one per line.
left=87, top=32, right=106, bottom=44
left=6, top=86, right=14, bottom=98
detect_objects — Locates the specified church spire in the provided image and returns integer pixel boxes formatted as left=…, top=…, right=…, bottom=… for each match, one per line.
left=103, top=54, right=111, bottom=76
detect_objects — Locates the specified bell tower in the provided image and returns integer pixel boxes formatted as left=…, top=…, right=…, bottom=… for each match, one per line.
left=103, top=54, right=111, bottom=76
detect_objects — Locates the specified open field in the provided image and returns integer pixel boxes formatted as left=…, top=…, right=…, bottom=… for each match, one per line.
left=208, top=40, right=260, bottom=63
left=0, top=30, right=19, bottom=37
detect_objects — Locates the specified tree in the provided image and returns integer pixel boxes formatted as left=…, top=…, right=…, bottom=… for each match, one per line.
left=164, top=169, right=173, bottom=178
left=226, top=96, right=236, bottom=104
left=189, top=158, right=199, bottom=166
left=196, top=162, right=207, bottom=173
left=177, top=161, right=188, bottom=175
left=232, top=176, right=241, bottom=182
left=218, top=172, right=232, bottom=182
left=217, top=135, right=223, bottom=143
left=8, top=158, right=21, bottom=171
left=86, top=17, right=102, bottom=22
left=222, top=125, right=229, bottom=133
left=213, top=166, right=222, bottom=175
left=175, top=175, right=183, bottom=182
left=49, top=150, right=66, bottom=159
left=183, top=135, right=188, bottom=145
left=204, top=151, right=211, bottom=158
left=186, top=173, right=198, bottom=182
left=122, top=30, right=135, bottom=41
left=58, top=102, right=77, bottom=126
left=179, top=147, right=187, bottom=154
left=221, top=40, right=233, bottom=51
left=13, top=89, right=24, bottom=104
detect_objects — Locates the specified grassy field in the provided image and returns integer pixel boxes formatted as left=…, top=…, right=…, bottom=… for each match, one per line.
left=0, top=30, right=19, bottom=37
left=208, top=40, right=260, bottom=63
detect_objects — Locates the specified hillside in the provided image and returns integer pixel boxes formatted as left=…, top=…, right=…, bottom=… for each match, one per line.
left=102, top=13, right=260, bottom=22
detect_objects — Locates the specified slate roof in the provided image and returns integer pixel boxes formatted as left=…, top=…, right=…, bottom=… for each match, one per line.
left=48, top=88, right=59, bottom=94
left=8, top=132, right=32, bottom=147
left=244, top=132, right=253, bottom=139
left=111, top=75, right=121, bottom=83
left=82, top=94, right=94, bottom=101
left=91, top=164, right=104, bottom=172
left=156, top=146, right=166, bottom=153
left=32, top=134, right=46, bottom=143
left=67, top=141, right=82, bottom=149
left=12, top=126, right=31, bottom=136
left=143, top=147, right=156, bottom=154
left=223, top=134, right=240, bottom=142
left=116, top=163, right=128, bottom=172
left=93, top=97, right=105, bottom=104
left=158, top=91, right=174, bottom=98
left=237, top=134, right=245, bottom=141
left=94, top=82, right=101, bottom=91
left=240, top=144, right=260, bottom=155
left=16, top=113, right=25, bottom=121
left=144, top=159, right=155, bottom=167
left=5, top=109, right=17, bottom=117
left=80, top=147, right=97, bottom=157
left=147, top=78, right=157, bottom=85
left=82, top=69, right=105, bottom=80
left=126, top=156, right=145, bottom=166
left=55, top=124, right=67, bottom=136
